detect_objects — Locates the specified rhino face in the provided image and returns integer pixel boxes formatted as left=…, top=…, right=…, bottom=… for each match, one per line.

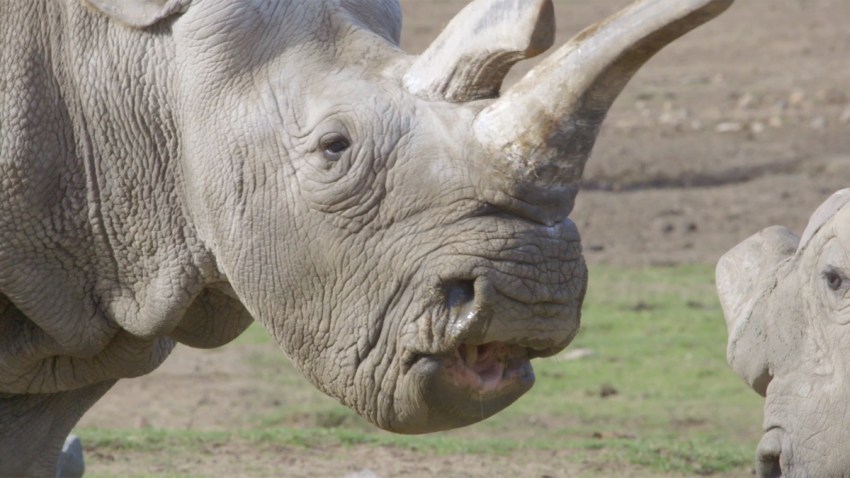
left=718, top=189, right=850, bottom=476
left=106, top=0, right=730, bottom=433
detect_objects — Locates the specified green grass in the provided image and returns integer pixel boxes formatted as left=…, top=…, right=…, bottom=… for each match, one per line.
left=77, top=264, right=763, bottom=476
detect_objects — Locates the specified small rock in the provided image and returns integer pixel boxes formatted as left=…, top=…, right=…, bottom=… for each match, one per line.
left=816, top=87, right=847, bottom=105
left=634, top=100, right=652, bottom=118
left=658, top=110, right=690, bottom=129
left=749, top=121, right=766, bottom=135
left=771, top=100, right=788, bottom=115
left=686, top=300, right=709, bottom=310
left=630, top=302, right=655, bottom=312
left=658, top=112, right=677, bottom=126
left=788, top=89, right=806, bottom=107
left=345, top=470, right=381, bottom=478
left=613, top=118, right=641, bottom=131
left=711, top=73, right=726, bottom=85
left=768, top=115, right=784, bottom=128
left=557, top=348, right=596, bottom=361
left=810, top=116, right=827, bottom=130
left=599, top=383, right=618, bottom=398
left=136, top=417, right=152, bottom=429
left=736, top=92, right=758, bottom=110
left=819, top=156, right=850, bottom=176
left=715, top=121, right=744, bottom=133
left=839, top=106, right=850, bottom=125
left=680, top=74, right=710, bottom=85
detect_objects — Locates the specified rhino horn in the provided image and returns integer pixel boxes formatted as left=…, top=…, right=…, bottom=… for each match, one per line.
left=403, top=0, right=555, bottom=102
left=474, top=0, right=734, bottom=187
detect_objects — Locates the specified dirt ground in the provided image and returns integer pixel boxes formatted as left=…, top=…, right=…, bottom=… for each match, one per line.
left=79, top=0, right=850, bottom=476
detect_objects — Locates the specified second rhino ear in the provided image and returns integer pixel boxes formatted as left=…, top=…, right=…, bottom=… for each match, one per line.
left=798, top=188, right=850, bottom=252
left=83, top=0, right=191, bottom=28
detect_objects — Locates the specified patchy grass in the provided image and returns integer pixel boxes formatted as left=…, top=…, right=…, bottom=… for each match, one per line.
left=78, top=265, right=763, bottom=477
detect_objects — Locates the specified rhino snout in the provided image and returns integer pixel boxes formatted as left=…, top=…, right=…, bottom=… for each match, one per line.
left=394, top=231, right=585, bottom=433
left=440, top=272, right=582, bottom=354
left=716, top=225, right=799, bottom=396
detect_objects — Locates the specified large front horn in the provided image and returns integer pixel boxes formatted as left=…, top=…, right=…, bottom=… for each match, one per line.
left=475, top=0, right=734, bottom=186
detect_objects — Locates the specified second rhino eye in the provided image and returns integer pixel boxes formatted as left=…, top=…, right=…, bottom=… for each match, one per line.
left=825, top=270, right=845, bottom=291
left=320, top=133, right=351, bottom=161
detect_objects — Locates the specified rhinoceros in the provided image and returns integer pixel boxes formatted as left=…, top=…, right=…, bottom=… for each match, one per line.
left=1, top=0, right=732, bottom=474
left=718, top=188, right=850, bottom=478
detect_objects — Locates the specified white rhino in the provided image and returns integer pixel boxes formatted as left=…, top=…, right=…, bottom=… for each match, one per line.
left=1, top=0, right=732, bottom=475
left=718, top=188, right=850, bottom=477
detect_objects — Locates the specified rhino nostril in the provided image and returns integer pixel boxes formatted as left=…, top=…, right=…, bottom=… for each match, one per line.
left=444, top=279, right=475, bottom=310
left=757, top=450, right=782, bottom=478
left=756, top=429, right=785, bottom=478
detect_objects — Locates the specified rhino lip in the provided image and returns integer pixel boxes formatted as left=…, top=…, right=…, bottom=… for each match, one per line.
left=403, top=340, right=549, bottom=395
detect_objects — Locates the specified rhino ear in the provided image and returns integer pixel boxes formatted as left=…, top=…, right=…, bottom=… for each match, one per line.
left=717, top=225, right=799, bottom=397
left=82, top=0, right=191, bottom=28
left=799, top=188, right=850, bottom=252
left=340, top=0, right=402, bottom=45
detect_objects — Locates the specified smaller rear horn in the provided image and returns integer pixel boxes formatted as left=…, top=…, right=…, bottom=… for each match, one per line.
left=403, top=0, right=555, bottom=102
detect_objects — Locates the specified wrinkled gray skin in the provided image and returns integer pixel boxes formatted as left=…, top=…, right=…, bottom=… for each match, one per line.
left=718, top=188, right=850, bottom=478
left=1, top=0, right=731, bottom=475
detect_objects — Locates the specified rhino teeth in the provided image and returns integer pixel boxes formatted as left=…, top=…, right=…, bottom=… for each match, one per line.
left=459, top=343, right=506, bottom=368
left=458, top=343, right=479, bottom=366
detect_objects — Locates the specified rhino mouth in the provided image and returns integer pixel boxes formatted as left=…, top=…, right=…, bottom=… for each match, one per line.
left=386, top=219, right=584, bottom=433
left=394, top=332, right=567, bottom=433
left=394, top=280, right=577, bottom=433
left=451, top=342, right=534, bottom=393
left=398, top=343, right=536, bottom=434
left=440, top=341, right=551, bottom=395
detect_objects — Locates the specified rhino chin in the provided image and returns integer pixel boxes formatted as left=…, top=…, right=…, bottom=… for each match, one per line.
left=390, top=345, right=535, bottom=434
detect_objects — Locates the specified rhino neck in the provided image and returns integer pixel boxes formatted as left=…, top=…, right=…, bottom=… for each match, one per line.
left=51, top=4, right=227, bottom=338
left=1, top=0, right=244, bottom=370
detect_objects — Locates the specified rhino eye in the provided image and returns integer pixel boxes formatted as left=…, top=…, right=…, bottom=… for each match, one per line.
left=320, top=133, right=351, bottom=161
left=826, top=270, right=845, bottom=291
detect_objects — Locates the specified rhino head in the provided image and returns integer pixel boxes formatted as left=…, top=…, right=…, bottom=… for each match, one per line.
left=80, top=0, right=731, bottom=433
left=718, top=189, right=850, bottom=477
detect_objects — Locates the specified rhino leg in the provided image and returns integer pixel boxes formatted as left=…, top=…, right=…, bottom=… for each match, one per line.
left=0, top=381, right=115, bottom=477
